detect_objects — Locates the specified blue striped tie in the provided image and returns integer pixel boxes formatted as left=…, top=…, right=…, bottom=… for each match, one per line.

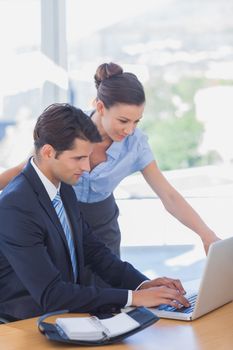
left=52, top=192, right=78, bottom=281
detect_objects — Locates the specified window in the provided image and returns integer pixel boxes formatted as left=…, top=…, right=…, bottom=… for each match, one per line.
left=0, top=0, right=41, bottom=168
left=0, top=0, right=68, bottom=169
left=66, top=0, right=233, bottom=170
left=66, top=0, right=233, bottom=251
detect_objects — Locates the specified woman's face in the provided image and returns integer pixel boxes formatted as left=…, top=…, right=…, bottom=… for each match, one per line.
left=100, top=103, right=145, bottom=142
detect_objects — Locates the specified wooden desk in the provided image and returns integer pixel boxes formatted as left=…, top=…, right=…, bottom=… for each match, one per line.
left=2, top=302, right=233, bottom=350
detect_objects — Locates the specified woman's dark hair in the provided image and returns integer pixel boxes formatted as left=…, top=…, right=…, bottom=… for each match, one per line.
left=34, top=103, right=102, bottom=156
left=94, top=62, right=145, bottom=108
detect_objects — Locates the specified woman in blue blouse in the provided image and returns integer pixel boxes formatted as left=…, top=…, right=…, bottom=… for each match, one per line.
left=0, top=62, right=220, bottom=286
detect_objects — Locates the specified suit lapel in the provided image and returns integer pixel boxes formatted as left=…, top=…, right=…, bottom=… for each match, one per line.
left=22, top=162, right=73, bottom=260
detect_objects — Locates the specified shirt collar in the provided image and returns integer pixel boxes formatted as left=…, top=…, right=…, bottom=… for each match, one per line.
left=106, top=140, right=125, bottom=159
left=30, top=158, right=60, bottom=201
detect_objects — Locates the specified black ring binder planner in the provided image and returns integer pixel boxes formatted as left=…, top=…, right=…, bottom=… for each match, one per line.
left=37, top=307, right=159, bottom=346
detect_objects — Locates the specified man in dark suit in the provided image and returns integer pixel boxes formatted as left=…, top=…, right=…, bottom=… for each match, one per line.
left=0, top=103, right=189, bottom=320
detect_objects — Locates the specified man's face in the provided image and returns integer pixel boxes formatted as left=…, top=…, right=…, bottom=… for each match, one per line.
left=47, top=138, right=93, bottom=187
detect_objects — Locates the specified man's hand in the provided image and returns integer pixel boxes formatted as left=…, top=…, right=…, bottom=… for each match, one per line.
left=139, top=277, right=186, bottom=295
left=132, top=285, right=190, bottom=309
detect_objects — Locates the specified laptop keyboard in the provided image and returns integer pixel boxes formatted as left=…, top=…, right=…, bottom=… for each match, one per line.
left=158, top=293, right=197, bottom=314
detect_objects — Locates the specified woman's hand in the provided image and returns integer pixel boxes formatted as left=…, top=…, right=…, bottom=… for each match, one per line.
left=201, top=232, right=221, bottom=254
left=0, top=161, right=27, bottom=190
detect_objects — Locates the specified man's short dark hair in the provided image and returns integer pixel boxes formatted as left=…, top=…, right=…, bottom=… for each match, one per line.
left=33, top=103, right=102, bottom=156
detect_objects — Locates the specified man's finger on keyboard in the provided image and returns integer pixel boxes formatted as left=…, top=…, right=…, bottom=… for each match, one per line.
left=163, top=289, right=190, bottom=307
left=158, top=277, right=186, bottom=295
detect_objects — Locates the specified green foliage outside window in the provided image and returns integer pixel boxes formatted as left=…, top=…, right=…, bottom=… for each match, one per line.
left=141, top=76, right=230, bottom=170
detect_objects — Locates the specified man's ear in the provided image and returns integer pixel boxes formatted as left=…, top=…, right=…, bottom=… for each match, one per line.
left=40, top=144, right=55, bottom=160
left=95, top=100, right=105, bottom=115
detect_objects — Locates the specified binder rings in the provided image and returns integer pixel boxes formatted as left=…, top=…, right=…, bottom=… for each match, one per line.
left=37, top=307, right=159, bottom=346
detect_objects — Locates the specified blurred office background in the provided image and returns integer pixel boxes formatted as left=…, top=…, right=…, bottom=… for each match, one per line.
left=0, top=0, right=233, bottom=280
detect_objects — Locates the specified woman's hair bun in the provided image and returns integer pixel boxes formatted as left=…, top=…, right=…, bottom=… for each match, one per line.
left=94, top=62, right=123, bottom=89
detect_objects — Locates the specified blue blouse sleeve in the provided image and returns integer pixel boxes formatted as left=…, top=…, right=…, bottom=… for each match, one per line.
left=131, top=129, right=154, bottom=173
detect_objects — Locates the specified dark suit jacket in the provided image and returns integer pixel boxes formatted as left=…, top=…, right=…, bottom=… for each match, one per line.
left=0, top=161, right=147, bottom=319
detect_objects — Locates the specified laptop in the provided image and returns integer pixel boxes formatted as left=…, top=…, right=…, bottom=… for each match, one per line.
left=151, top=237, right=233, bottom=321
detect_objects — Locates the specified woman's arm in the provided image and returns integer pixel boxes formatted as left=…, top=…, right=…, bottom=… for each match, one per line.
left=142, top=161, right=220, bottom=254
left=0, top=161, right=26, bottom=190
